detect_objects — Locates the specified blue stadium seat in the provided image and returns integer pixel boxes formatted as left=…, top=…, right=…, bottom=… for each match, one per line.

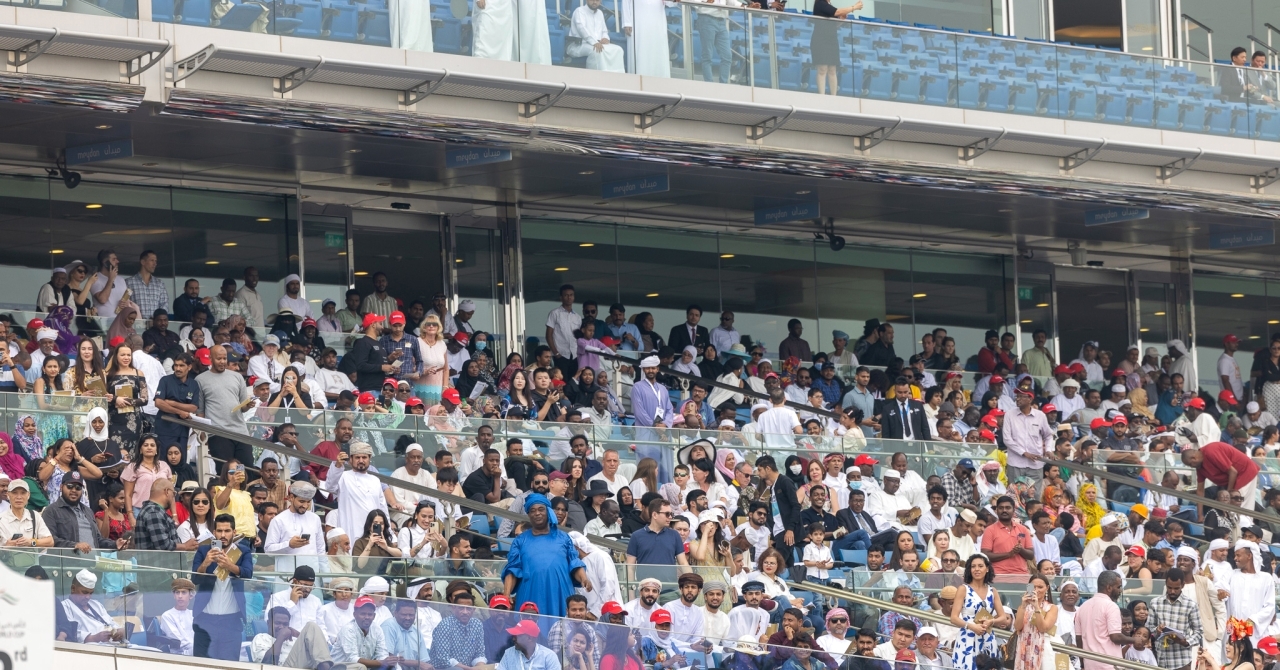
left=861, top=63, right=895, bottom=99
left=1255, top=109, right=1280, bottom=141
left=153, top=0, right=175, bottom=21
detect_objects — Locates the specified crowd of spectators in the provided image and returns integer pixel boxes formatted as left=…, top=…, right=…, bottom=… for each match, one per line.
left=8, top=257, right=1280, bottom=670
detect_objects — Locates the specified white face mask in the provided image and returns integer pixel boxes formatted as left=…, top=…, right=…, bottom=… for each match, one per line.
left=789, top=465, right=802, bottom=475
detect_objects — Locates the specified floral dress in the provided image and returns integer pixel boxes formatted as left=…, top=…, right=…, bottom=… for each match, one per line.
left=1014, top=601, right=1055, bottom=670
left=952, top=584, right=999, bottom=670
left=107, top=373, right=148, bottom=457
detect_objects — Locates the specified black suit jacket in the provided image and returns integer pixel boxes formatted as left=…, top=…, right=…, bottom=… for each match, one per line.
left=667, top=323, right=710, bottom=352
left=879, top=397, right=931, bottom=440
left=768, top=475, right=804, bottom=538
left=1221, top=66, right=1248, bottom=101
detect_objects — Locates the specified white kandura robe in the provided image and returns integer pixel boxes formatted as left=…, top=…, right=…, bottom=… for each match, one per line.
left=1225, top=569, right=1276, bottom=646
left=472, top=0, right=517, bottom=60
left=394, top=0, right=435, bottom=52
left=622, top=0, right=672, bottom=76
left=324, top=464, right=389, bottom=548
left=516, top=0, right=552, bottom=64
left=569, top=4, right=625, bottom=72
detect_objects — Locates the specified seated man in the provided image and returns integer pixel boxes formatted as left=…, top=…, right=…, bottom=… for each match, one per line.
left=159, top=578, right=197, bottom=656
left=251, top=605, right=336, bottom=670
left=333, top=596, right=389, bottom=668
left=568, top=0, right=626, bottom=72
left=59, top=569, right=125, bottom=644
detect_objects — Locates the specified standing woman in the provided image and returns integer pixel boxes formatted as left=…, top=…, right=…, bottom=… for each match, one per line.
left=1014, top=573, right=1059, bottom=670
left=75, top=407, right=121, bottom=469
left=950, top=554, right=1008, bottom=670
left=176, top=486, right=215, bottom=550
left=810, top=0, right=862, bottom=95
left=415, top=314, right=449, bottom=405
left=1259, top=339, right=1280, bottom=413
left=33, top=356, right=71, bottom=445
left=166, top=443, right=198, bottom=491
left=68, top=337, right=108, bottom=398
left=38, top=438, right=103, bottom=504
left=121, top=433, right=170, bottom=523
left=95, top=483, right=133, bottom=543
left=105, top=343, right=148, bottom=457
left=212, top=459, right=256, bottom=535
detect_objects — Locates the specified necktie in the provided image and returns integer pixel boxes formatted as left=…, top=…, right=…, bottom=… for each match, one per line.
left=901, top=401, right=912, bottom=439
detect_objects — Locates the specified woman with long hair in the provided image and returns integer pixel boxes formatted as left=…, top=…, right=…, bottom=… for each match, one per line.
left=950, top=554, right=1008, bottom=670
left=688, top=458, right=730, bottom=509
left=708, top=357, right=746, bottom=410
left=560, top=456, right=587, bottom=502
left=212, top=458, right=255, bottom=535
left=354, top=508, right=403, bottom=571
left=39, top=437, right=102, bottom=504
left=121, top=433, right=170, bottom=523
left=565, top=630, right=595, bottom=670
left=886, top=531, right=918, bottom=570
left=748, top=547, right=825, bottom=629
left=1199, top=626, right=1257, bottom=670
left=95, top=483, right=132, bottom=542
left=496, top=352, right=524, bottom=392
left=629, top=457, right=659, bottom=501
left=176, top=486, right=214, bottom=550
left=397, top=501, right=446, bottom=565
left=267, top=365, right=315, bottom=424
left=1013, top=573, right=1059, bottom=670
left=698, top=343, right=724, bottom=379
left=68, top=337, right=107, bottom=397
left=502, top=369, right=536, bottom=418
left=926, top=529, right=951, bottom=571
left=598, top=623, right=643, bottom=670
left=798, top=459, right=828, bottom=510
left=32, top=356, right=70, bottom=445
left=415, top=314, right=449, bottom=405
left=105, top=343, right=148, bottom=456
left=1121, top=547, right=1154, bottom=595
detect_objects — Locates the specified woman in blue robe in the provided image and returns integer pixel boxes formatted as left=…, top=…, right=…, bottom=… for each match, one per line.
left=501, top=492, right=591, bottom=618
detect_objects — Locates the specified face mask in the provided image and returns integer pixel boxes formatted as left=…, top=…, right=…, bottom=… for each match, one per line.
left=848, top=481, right=862, bottom=491
left=789, top=464, right=802, bottom=475
left=475, top=341, right=487, bottom=351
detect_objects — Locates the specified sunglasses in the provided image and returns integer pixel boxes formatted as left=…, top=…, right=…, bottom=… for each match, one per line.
left=65, top=483, right=84, bottom=491
left=829, top=618, right=848, bottom=624
left=193, top=499, right=211, bottom=505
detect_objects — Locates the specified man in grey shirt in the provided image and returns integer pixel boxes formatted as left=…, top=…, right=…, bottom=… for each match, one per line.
left=197, top=344, right=254, bottom=471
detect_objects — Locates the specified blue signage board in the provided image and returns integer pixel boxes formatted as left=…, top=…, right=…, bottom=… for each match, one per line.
left=65, top=139, right=133, bottom=166
left=601, top=174, right=669, bottom=199
left=1208, top=224, right=1276, bottom=249
left=1084, top=207, right=1149, bottom=226
left=445, top=146, right=512, bottom=168
left=755, top=201, right=821, bottom=225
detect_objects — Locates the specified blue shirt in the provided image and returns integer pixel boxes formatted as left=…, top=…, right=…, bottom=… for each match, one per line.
left=626, top=525, right=686, bottom=565
left=842, top=385, right=877, bottom=435
left=497, top=644, right=561, bottom=670
left=155, top=373, right=202, bottom=441
left=605, top=321, right=643, bottom=351
left=380, top=619, right=430, bottom=669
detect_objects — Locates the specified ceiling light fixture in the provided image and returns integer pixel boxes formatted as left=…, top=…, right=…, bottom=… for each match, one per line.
left=1271, top=320, right=1280, bottom=325
left=1035, top=303, right=1049, bottom=307
left=554, top=267, right=569, bottom=271
left=85, top=203, right=102, bottom=209
left=1139, top=328, right=1150, bottom=332
left=347, top=149, right=362, bottom=153
left=50, top=249, right=64, bottom=254
left=720, top=254, right=735, bottom=259
left=1251, top=335, right=1262, bottom=339
left=913, top=293, right=927, bottom=299
left=579, top=170, right=595, bottom=175
left=205, top=260, right=219, bottom=265
left=222, top=242, right=238, bottom=247
left=1232, top=293, right=1246, bottom=298
left=579, top=243, right=595, bottom=247
left=256, top=217, right=271, bottom=222
left=1153, top=311, right=1166, bottom=316
left=95, top=124, right=112, bottom=129
left=354, top=271, right=369, bottom=276
left=795, top=190, right=811, bottom=195
left=1020, top=319, right=1032, bottom=324
left=646, top=292, right=659, bottom=297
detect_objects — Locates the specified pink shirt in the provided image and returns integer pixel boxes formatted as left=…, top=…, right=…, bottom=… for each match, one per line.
left=120, top=460, right=172, bottom=509
left=1075, top=592, right=1122, bottom=670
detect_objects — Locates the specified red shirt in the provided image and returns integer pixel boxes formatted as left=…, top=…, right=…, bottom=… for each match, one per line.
left=981, top=519, right=1033, bottom=574
left=1196, top=441, right=1259, bottom=489
left=309, top=441, right=342, bottom=480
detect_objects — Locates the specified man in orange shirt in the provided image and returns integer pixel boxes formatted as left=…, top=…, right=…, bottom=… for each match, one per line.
left=981, top=496, right=1034, bottom=577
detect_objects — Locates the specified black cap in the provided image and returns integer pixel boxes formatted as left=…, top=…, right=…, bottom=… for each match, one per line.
left=64, top=470, right=84, bottom=486
left=292, top=565, right=316, bottom=582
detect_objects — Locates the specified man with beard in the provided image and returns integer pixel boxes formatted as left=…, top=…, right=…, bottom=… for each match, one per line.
left=325, top=442, right=390, bottom=545
left=625, top=577, right=663, bottom=629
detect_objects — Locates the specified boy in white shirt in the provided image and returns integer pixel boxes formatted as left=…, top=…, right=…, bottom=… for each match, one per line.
left=802, top=522, right=834, bottom=585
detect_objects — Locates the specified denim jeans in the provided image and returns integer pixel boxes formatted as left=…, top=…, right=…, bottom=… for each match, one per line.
left=768, top=592, right=827, bottom=634
left=832, top=529, right=872, bottom=554
left=696, top=13, right=732, bottom=83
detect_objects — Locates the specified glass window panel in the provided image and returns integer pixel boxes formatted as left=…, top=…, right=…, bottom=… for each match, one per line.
left=1017, top=273, right=1053, bottom=366
left=298, top=214, right=350, bottom=321
left=613, top=226, right=720, bottom=350
left=814, top=244, right=912, bottom=362
left=719, top=235, right=816, bottom=359
left=456, top=226, right=503, bottom=336
left=350, top=219, right=442, bottom=309
left=521, top=220, right=620, bottom=352
left=1138, top=280, right=1173, bottom=350
left=1194, top=272, right=1269, bottom=393
left=909, top=250, right=1012, bottom=369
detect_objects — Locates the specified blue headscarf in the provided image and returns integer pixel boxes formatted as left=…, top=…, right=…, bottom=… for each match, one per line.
left=523, top=492, right=557, bottom=529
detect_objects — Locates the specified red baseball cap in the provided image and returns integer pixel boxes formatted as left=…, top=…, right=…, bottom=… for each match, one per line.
left=194, top=347, right=211, bottom=366
left=360, top=313, right=385, bottom=329
left=1089, top=417, right=1112, bottom=430
left=990, top=409, right=1005, bottom=417
left=1219, top=390, right=1238, bottom=405
left=109, top=336, right=125, bottom=348
left=853, top=454, right=878, bottom=466
left=506, top=620, right=541, bottom=637
left=601, top=601, right=628, bottom=616
left=600, top=336, right=620, bottom=348
left=453, top=331, right=470, bottom=344
left=1111, top=415, right=1128, bottom=426
left=442, top=388, right=461, bottom=404
left=1111, top=369, right=1127, bottom=377
left=26, top=318, right=43, bottom=332
left=358, top=391, right=377, bottom=405
left=650, top=609, right=673, bottom=625
left=981, top=415, right=999, bottom=428
left=519, top=602, right=539, bottom=613
left=1224, top=333, right=1241, bottom=345
left=301, top=317, right=317, bottom=329
left=1258, top=637, right=1279, bottom=656
left=1041, top=403, right=1057, bottom=413
left=1052, top=364, right=1071, bottom=375
left=1125, top=546, right=1145, bottom=558
left=1015, top=388, right=1034, bottom=397
left=1186, top=397, right=1206, bottom=410
left=383, top=377, right=399, bottom=388
left=979, top=429, right=997, bottom=441
left=989, top=375, right=1005, bottom=384
left=354, top=596, right=377, bottom=608
left=1069, top=362, right=1086, bottom=372
left=489, top=594, right=512, bottom=609
left=406, top=397, right=424, bottom=408
left=764, top=372, right=779, bottom=380
left=389, top=311, right=406, bottom=325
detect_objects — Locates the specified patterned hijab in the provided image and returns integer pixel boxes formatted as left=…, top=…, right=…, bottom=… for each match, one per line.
left=12, top=415, right=43, bottom=462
